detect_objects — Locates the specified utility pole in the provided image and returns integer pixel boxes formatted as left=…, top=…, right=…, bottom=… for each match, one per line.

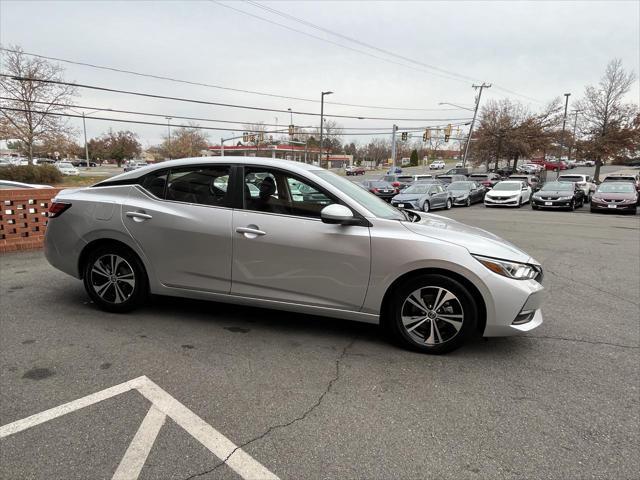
left=391, top=124, right=398, bottom=171
left=165, top=116, right=173, bottom=159
left=319, top=91, right=333, bottom=167
left=462, top=83, right=491, bottom=167
left=220, top=137, right=224, bottom=157
left=567, top=109, right=581, bottom=162
left=558, top=93, right=571, bottom=164
left=82, top=112, right=90, bottom=165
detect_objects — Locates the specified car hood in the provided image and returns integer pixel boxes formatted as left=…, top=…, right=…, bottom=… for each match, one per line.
left=402, top=213, right=534, bottom=264
left=534, top=190, right=573, bottom=197
left=392, top=193, right=423, bottom=201
left=486, top=189, right=519, bottom=196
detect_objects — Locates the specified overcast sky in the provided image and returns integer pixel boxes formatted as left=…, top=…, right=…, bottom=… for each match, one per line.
left=1, top=0, right=639, bottom=147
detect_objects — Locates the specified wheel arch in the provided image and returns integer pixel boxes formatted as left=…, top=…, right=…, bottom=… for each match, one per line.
left=380, top=267, right=487, bottom=336
left=78, top=237, right=149, bottom=286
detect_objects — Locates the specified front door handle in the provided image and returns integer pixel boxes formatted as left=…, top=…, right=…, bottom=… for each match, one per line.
left=125, top=211, right=153, bottom=221
left=236, top=226, right=266, bottom=237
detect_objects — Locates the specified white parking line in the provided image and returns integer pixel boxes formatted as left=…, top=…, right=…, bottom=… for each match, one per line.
left=0, top=376, right=279, bottom=480
left=112, top=405, right=166, bottom=480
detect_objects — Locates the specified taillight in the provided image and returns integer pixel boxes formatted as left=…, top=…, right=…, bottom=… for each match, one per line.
left=48, top=202, right=71, bottom=218
left=371, top=188, right=378, bottom=192
left=392, top=182, right=400, bottom=187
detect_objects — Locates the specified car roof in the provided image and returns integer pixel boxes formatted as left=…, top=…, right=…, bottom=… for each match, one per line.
left=103, top=157, right=323, bottom=183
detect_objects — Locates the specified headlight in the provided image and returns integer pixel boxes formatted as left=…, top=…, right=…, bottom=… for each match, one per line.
left=473, top=255, right=540, bottom=280
left=557, top=196, right=573, bottom=200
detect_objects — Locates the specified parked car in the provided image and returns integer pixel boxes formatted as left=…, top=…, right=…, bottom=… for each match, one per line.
left=124, top=162, right=149, bottom=172
left=43, top=157, right=546, bottom=354
left=435, top=174, right=467, bottom=185
left=386, top=167, right=402, bottom=174
left=469, top=173, right=501, bottom=189
left=446, top=181, right=486, bottom=207
left=360, top=180, right=398, bottom=201
left=602, top=172, right=640, bottom=193
left=557, top=174, right=597, bottom=201
left=390, top=182, right=452, bottom=212
left=443, top=167, right=469, bottom=176
left=517, top=163, right=543, bottom=174
left=56, top=162, right=80, bottom=176
left=531, top=159, right=568, bottom=171
left=77, top=161, right=98, bottom=168
left=0, top=180, right=53, bottom=189
left=531, top=181, right=585, bottom=210
left=590, top=182, right=638, bottom=214
left=429, top=160, right=446, bottom=170
left=345, top=166, right=366, bottom=176
left=382, top=174, right=412, bottom=190
left=508, top=174, right=542, bottom=191
left=484, top=181, right=532, bottom=207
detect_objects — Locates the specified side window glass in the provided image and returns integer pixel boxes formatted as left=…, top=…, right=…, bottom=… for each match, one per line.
left=286, top=176, right=334, bottom=218
left=244, top=169, right=288, bottom=215
left=140, top=170, right=168, bottom=199
left=166, top=165, right=230, bottom=206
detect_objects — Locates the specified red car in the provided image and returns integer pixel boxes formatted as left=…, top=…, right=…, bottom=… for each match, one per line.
left=345, top=166, right=366, bottom=176
left=531, top=159, right=568, bottom=171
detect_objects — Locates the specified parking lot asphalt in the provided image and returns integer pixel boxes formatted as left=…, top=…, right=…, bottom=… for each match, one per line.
left=1, top=203, right=639, bottom=479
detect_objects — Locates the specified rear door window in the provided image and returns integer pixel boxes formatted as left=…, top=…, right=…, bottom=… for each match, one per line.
left=165, top=165, right=231, bottom=207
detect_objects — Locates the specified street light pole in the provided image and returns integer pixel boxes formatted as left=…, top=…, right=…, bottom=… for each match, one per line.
left=567, top=109, right=581, bottom=163
left=319, top=91, right=333, bottom=167
left=391, top=124, right=398, bottom=172
left=461, top=83, right=491, bottom=167
left=82, top=112, right=89, bottom=164
left=165, top=116, right=173, bottom=159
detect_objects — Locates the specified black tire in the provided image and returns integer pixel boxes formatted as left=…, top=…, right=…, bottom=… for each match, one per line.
left=517, top=197, right=522, bottom=208
left=422, top=201, right=430, bottom=213
left=531, top=203, right=538, bottom=210
left=383, top=274, right=478, bottom=354
left=569, top=200, right=575, bottom=211
left=445, top=199, right=452, bottom=210
left=82, top=244, right=148, bottom=313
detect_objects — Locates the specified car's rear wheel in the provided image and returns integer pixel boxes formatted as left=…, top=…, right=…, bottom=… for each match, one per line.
left=445, top=199, right=452, bottom=210
left=532, top=203, right=538, bottom=210
left=422, top=201, right=430, bottom=212
left=385, top=274, right=477, bottom=354
left=83, top=244, right=148, bottom=313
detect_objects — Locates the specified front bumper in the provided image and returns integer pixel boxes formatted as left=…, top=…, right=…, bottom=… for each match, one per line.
left=485, top=196, right=519, bottom=206
left=391, top=200, right=419, bottom=209
left=590, top=200, right=637, bottom=211
left=452, top=197, right=470, bottom=205
left=482, top=279, right=545, bottom=336
left=532, top=198, right=573, bottom=208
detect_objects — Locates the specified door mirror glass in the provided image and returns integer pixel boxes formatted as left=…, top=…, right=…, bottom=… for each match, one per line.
left=321, top=204, right=356, bottom=225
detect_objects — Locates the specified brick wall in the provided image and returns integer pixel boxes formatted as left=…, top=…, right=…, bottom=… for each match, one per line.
left=0, top=188, right=62, bottom=253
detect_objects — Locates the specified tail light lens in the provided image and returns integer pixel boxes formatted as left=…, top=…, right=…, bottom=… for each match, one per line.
left=392, top=182, right=400, bottom=187
left=48, top=202, right=71, bottom=218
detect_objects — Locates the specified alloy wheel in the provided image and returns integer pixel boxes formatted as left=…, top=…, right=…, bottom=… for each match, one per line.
left=423, top=201, right=430, bottom=212
left=90, top=254, right=136, bottom=304
left=400, top=286, right=464, bottom=345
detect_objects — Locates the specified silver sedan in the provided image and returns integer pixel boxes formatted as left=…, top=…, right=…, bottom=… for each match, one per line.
left=44, top=157, right=544, bottom=354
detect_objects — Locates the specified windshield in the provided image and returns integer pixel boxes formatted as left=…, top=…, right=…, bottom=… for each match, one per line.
left=558, top=176, right=583, bottom=182
left=597, top=183, right=635, bottom=193
left=604, top=176, right=635, bottom=182
left=447, top=181, right=471, bottom=191
left=493, top=182, right=521, bottom=191
left=542, top=182, right=573, bottom=191
left=402, top=184, right=430, bottom=194
left=314, top=170, right=403, bottom=220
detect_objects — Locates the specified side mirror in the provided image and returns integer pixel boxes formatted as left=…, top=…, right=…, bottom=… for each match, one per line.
left=321, top=204, right=357, bottom=225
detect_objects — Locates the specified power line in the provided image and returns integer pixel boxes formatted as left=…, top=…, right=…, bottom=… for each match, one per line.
left=0, top=74, right=474, bottom=122
left=0, top=47, right=462, bottom=113
left=0, top=97, right=468, bottom=131
left=221, top=0, right=543, bottom=103
left=1, top=106, right=470, bottom=137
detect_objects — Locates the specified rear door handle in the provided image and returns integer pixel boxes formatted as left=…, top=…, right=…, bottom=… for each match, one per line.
left=236, top=226, right=266, bottom=237
left=125, top=211, right=153, bottom=220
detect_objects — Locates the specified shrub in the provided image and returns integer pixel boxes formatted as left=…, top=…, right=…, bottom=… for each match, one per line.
left=0, top=164, right=63, bottom=184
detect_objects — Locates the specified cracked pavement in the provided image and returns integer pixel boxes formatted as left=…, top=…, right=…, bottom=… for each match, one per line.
left=1, top=201, right=639, bottom=479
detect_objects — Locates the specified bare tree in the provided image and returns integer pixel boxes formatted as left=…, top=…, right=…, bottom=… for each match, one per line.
left=0, top=46, right=77, bottom=163
left=159, top=123, right=209, bottom=159
left=577, top=58, right=637, bottom=181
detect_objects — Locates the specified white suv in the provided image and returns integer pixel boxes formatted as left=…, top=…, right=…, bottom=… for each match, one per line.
left=429, top=160, right=445, bottom=170
left=557, top=174, right=596, bottom=201
left=56, top=162, right=80, bottom=176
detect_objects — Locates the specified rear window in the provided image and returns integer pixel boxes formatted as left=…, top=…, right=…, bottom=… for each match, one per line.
left=558, top=176, right=583, bottom=182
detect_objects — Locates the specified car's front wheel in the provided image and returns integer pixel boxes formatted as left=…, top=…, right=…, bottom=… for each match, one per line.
left=385, top=274, right=478, bottom=354
left=83, top=244, right=148, bottom=313
left=445, top=199, right=452, bottom=210
left=422, top=201, right=430, bottom=212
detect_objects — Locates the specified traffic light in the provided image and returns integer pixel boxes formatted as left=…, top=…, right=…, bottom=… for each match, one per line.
left=242, top=132, right=249, bottom=143
left=444, top=124, right=452, bottom=142
left=423, top=129, right=431, bottom=142
left=401, top=132, right=408, bottom=141
left=249, top=134, right=256, bottom=143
